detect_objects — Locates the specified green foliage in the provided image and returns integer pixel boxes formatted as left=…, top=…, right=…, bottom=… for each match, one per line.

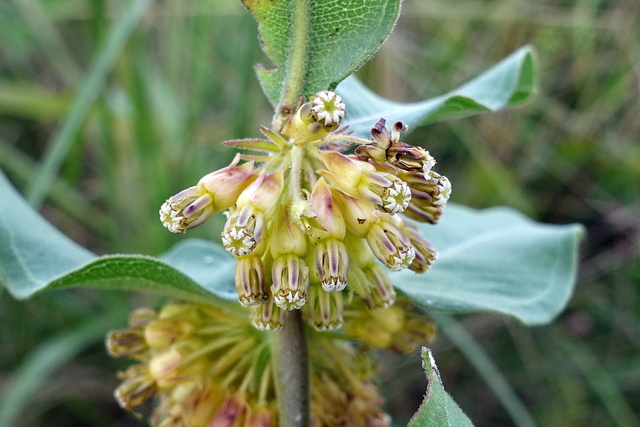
left=339, top=46, right=536, bottom=137
left=392, top=205, right=584, bottom=325
left=0, top=170, right=582, bottom=328
left=246, top=0, right=401, bottom=106
left=4, top=0, right=635, bottom=425
left=408, top=348, right=474, bottom=427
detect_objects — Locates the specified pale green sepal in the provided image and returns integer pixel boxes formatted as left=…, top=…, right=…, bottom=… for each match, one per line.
left=337, top=45, right=536, bottom=137
left=408, top=348, right=475, bottom=427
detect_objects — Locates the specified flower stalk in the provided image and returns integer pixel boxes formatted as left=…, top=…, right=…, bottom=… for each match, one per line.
left=271, top=310, right=310, bottom=427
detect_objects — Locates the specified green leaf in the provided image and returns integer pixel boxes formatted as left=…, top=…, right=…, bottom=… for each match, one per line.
left=337, top=45, right=537, bottom=137
left=245, top=0, right=401, bottom=107
left=0, top=171, right=95, bottom=299
left=391, top=204, right=585, bottom=325
left=408, top=347, right=475, bottom=427
left=0, top=171, right=235, bottom=304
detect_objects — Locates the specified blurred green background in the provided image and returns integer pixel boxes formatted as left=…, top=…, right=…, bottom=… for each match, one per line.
left=0, top=0, right=638, bottom=426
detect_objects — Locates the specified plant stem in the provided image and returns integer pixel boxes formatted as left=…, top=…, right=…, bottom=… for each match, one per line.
left=271, top=309, right=310, bottom=427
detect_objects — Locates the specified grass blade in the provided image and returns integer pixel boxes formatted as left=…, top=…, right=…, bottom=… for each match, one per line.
left=25, top=0, right=152, bottom=208
left=0, top=314, right=120, bottom=426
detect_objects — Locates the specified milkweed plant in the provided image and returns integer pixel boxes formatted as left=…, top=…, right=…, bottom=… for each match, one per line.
left=0, top=0, right=585, bottom=426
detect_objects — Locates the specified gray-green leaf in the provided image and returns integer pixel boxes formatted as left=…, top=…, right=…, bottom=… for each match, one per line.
left=245, top=0, right=401, bottom=107
left=391, top=204, right=584, bottom=325
left=408, top=347, right=475, bottom=427
left=337, top=45, right=536, bottom=137
left=0, top=171, right=235, bottom=303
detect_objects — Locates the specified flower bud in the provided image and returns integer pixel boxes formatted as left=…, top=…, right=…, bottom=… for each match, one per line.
left=321, top=152, right=411, bottom=214
left=235, top=170, right=284, bottom=214
left=271, top=254, right=310, bottom=310
left=314, top=238, right=349, bottom=292
left=247, top=405, right=275, bottom=427
left=149, top=348, right=183, bottom=387
left=400, top=219, right=438, bottom=273
left=222, top=205, right=265, bottom=256
left=306, top=285, right=344, bottom=331
left=129, top=308, right=157, bottom=327
left=144, top=318, right=194, bottom=349
left=366, top=219, right=415, bottom=271
left=114, top=365, right=157, bottom=410
left=387, top=143, right=436, bottom=174
left=308, top=178, right=346, bottom=241
left=222, top=171, right=284, bottom=257
left=251, top=297, right=288, bottom=330
left=343, top=301, right=405, bottom=348
left=106, top=328, right=147, bottom=358
left=402, top=170, right=451, bottom=224
left=282, top=91, right=345, bottom=142
left=361, top=263, right=396, bottom=310
left=235, top=256, right=268, bottom=306
left=390, top=314, right=438, bottom=355
left=333, top=191, right=380, bottom=238
left=160, top=186, right=214, bottom=233
left=270, top=206, right=308, bottom=258
left=197, top=155, right=257, bottom=211
left=210, top=392, right=248, bottom=427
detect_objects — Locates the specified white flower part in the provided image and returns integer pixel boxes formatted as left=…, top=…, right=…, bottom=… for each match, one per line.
left=381, top=180, right=412, bottom=214
left=159, top=201, right=186, bottom=233
left=433, top=175, right=452, bottom=207
left=321, top=278, right=347, bottom=292
left=311, top=91, right=346, bottom=126
left=388, top=246, right=416, bottom=271
left=313, top=318, right=343, bottom=331
left=221, top=226, right=256, bottom=256
left=422, top=152, right=437, bottom=174
left=252, top=319, right=284, bottom=331
left=273, top=291, right=307, bottom=310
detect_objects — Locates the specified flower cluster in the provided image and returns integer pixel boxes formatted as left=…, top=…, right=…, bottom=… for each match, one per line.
left=159, top=90, right=451, bottom=330
left=107, top=301, right=434, bottom=426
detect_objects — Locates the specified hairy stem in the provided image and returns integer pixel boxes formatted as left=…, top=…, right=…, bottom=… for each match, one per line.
left=271, top=310, right=310, bottom=427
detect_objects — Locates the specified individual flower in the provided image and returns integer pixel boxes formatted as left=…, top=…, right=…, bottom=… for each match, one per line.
left=221, top=171, right=284, bottom=257
left=320, top=151, right=411, bottom=214
left=159, top=155, right=256, bottom=233
left=282, top=91, right=346, bottom=142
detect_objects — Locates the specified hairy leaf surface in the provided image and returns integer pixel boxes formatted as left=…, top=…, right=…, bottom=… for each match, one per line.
left=245, top=0, right=401, bottom=106
left=408, top=348, right=475, bottom=427
left=338, top=46, right=536, bottom=137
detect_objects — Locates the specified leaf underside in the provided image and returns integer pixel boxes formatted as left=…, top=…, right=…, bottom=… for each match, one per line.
left=337, top=45, right=537, bottom=138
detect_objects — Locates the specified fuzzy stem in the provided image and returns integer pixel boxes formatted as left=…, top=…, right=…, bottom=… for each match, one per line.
left=271, top=310, right=310, bottom=427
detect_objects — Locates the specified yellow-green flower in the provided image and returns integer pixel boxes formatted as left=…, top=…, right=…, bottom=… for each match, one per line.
left=107, top=298, right=435, bottom=426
